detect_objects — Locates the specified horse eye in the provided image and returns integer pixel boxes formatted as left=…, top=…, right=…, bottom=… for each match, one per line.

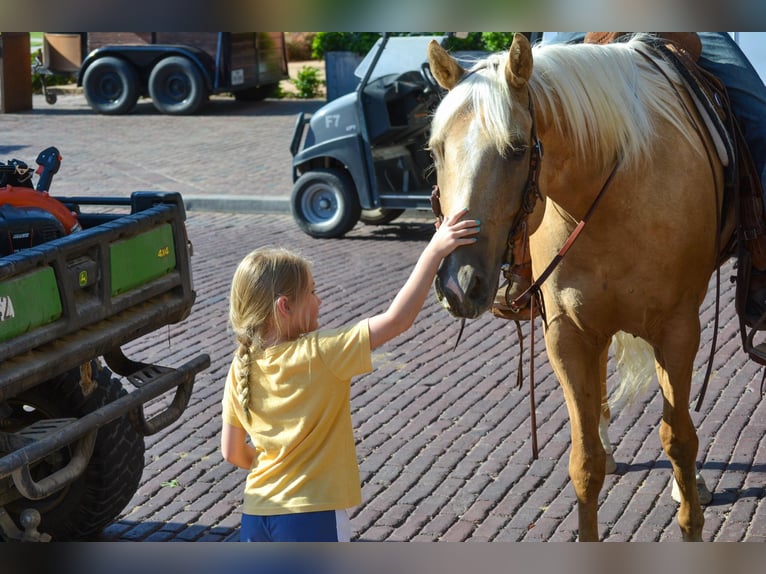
left=509, top=145, right=527, bottom=159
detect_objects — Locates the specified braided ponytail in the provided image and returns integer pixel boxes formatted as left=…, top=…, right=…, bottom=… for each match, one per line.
left=234, top=336, right=254, bottom=423
left=229, top=247, right=312, bottom=422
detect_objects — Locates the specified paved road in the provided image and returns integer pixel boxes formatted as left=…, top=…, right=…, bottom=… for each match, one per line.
left=2, top=93, right=321, bottom=210
left=2, top=94, right=764, bottom=542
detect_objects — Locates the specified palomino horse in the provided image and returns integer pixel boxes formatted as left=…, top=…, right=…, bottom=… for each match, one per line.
left=427, top=34, right=730, bottom=541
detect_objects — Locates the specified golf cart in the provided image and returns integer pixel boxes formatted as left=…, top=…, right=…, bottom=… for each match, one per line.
left=289, top=34, right=483, bottom=238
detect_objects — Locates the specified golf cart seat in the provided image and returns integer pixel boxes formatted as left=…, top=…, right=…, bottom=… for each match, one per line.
left=362, top=71, right=433, bottom=145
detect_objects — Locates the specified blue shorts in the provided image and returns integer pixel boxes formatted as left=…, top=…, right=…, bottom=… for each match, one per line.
left=240, top=509, right=351, bottom=542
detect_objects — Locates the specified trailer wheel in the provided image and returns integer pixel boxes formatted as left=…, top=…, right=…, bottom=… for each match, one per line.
left=291, top=169, right=361, bottom=238
left=82, top=57, right=139, bottom=115
left=360, top=208, right=405, bottom=225
left=148, top=56, right=207, bottom=115
left=4, top=361, right=145, bottom=541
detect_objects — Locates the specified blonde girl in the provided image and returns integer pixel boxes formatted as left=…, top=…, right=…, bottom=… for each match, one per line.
left=220, top=209, right=479, bottom=542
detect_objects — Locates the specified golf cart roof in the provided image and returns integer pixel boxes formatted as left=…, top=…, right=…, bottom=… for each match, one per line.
left=354, top=35, right=448, bottom=82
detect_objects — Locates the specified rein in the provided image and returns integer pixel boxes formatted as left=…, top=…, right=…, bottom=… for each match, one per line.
left=633, top=44, right=724, bottom=411
left=510, top=159, right=622, bottom=315
left=508, top=157, right=621, bottom=460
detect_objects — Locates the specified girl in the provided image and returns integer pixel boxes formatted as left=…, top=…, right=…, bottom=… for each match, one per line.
left=220, top=209, right=479, bottom=542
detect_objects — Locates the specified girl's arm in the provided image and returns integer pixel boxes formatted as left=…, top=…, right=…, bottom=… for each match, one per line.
left=368, top=209, right=479, bottom=350
left=221, top=422, right=257, bottom=469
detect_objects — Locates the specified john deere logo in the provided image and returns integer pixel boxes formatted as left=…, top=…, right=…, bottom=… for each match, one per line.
left=0, top=295, right=15, bottom=321
left=79, top=270, right=88, bottom=287
left=157, top=246, right=170, bottom=258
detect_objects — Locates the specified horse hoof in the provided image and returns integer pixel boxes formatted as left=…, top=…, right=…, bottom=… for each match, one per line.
left=605, top=453, right=617, bottom=474
left=671, top=472, right=713, bottom=505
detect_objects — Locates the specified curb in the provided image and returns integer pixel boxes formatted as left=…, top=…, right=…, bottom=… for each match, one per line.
left=181, top=196, right=436, bottom=221
left=182, top=195, right=290, bottom=214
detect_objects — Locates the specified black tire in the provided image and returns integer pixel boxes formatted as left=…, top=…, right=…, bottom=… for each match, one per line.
left=82, top=57, right=139, bottom=115
left=148, top=56, right=207, bottom=115
left=360, top=208, right=405, bottom=225
left=291, top=169, right=361, bottom=238
left=4, top=361, right=145, bottom=540
left=233, top=83, right=279, bottom=101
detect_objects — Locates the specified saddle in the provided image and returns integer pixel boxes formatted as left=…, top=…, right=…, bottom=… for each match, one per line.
left=493, top=33, right=766, bottom=368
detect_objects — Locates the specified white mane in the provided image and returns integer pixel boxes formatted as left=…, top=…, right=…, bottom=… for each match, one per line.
left=430, top=36, right=696, bottom=170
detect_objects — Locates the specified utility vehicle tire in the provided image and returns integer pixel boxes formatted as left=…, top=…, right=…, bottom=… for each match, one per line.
left=233, top=83, right=279, bottom=101
left=82, top=57, right=139, bottom=115
left=360, top=208, right=405, bottom=225
left=148, top=56, right=207, bottom=115
left=4, top=361, right=145, bottom=540
left=291, top=169, right=361, bottom=238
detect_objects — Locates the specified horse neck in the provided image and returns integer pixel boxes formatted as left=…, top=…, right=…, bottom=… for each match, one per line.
left=530, top=93, right=619, bottom=218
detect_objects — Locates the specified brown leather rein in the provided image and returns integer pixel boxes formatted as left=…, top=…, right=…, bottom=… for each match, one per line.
left=431, top=87, right=622, bottom=459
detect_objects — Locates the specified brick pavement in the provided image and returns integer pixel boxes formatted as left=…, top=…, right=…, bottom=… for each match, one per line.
left=2, top=93, right=322, bottom=207
left=2, top=94, right=764, bottom=542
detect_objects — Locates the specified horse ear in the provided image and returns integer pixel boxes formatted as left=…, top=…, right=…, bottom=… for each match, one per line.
left=427, top=39, right=466, bottom=90
left=506, top=33, right=533, bottom=89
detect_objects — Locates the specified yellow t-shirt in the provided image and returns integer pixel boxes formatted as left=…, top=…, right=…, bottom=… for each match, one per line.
left=221, top=319, right=372, bottom=515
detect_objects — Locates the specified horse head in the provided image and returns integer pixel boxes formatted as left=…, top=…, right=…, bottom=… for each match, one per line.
left=428, top=34, right=539, bottom=319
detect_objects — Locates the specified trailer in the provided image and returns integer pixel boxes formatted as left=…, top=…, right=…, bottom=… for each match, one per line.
left=39, top=32, right=289, bottom=115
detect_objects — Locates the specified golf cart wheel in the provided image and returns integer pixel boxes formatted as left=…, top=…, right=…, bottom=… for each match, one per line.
left=360, top=208, right=405, bottom=225
left=148, top=56, right=207, bottom=115
left=4, top=361, right=145, bottom=540
left=291, top=169, right=361, bottom=238
left=82, top=57, right=139, bottom=115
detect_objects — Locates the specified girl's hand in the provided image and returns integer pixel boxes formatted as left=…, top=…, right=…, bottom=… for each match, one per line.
left=430, top=208, right=480, bottom=258
left=368, top=208, right=479, bottom=350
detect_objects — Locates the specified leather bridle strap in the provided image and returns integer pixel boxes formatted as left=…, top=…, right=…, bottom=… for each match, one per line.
left=506, top=90, right=544, bottom=248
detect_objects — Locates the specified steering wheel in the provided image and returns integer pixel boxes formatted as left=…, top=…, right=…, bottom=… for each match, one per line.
left=420, top=62, right=441, bottom=93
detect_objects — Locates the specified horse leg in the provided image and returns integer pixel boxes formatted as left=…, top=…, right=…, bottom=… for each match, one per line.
left=598, top=347, right=617, bottom=474
left=653, top=319, right=705, bottom=541
left=546, top=320, right=608, bottom=541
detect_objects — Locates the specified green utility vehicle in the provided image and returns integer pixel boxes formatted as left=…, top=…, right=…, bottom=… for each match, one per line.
left=0, top=148, right=209, bottom=541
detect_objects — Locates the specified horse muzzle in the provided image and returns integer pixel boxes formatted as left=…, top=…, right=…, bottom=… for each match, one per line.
left=435, top=260, right=496, bottom=319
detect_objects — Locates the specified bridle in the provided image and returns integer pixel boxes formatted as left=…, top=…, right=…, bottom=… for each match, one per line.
left=430, top=87, right=547, bottom=458
left=430, top=87, right=544, bottom=235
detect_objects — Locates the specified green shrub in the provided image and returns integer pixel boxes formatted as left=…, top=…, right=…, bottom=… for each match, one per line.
left=480, top=33, right=516, bottom=52
left=311, top=33, right=381, bottom=58
left=310, top=32, right=517, bottom=60
left=271, top=82, right=286, bottom=99
left=292, top=66, right=324, bottom=99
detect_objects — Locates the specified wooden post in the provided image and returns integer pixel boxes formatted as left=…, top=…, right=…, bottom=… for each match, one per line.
left=0, top=32, right=33, bottom=113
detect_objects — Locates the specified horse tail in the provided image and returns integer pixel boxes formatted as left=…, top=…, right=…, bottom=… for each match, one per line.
left=608, top=331, right=656, bottom=410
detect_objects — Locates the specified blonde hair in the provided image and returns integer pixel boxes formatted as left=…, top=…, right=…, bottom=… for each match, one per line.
left=229, top=247, right=312, bottom=421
